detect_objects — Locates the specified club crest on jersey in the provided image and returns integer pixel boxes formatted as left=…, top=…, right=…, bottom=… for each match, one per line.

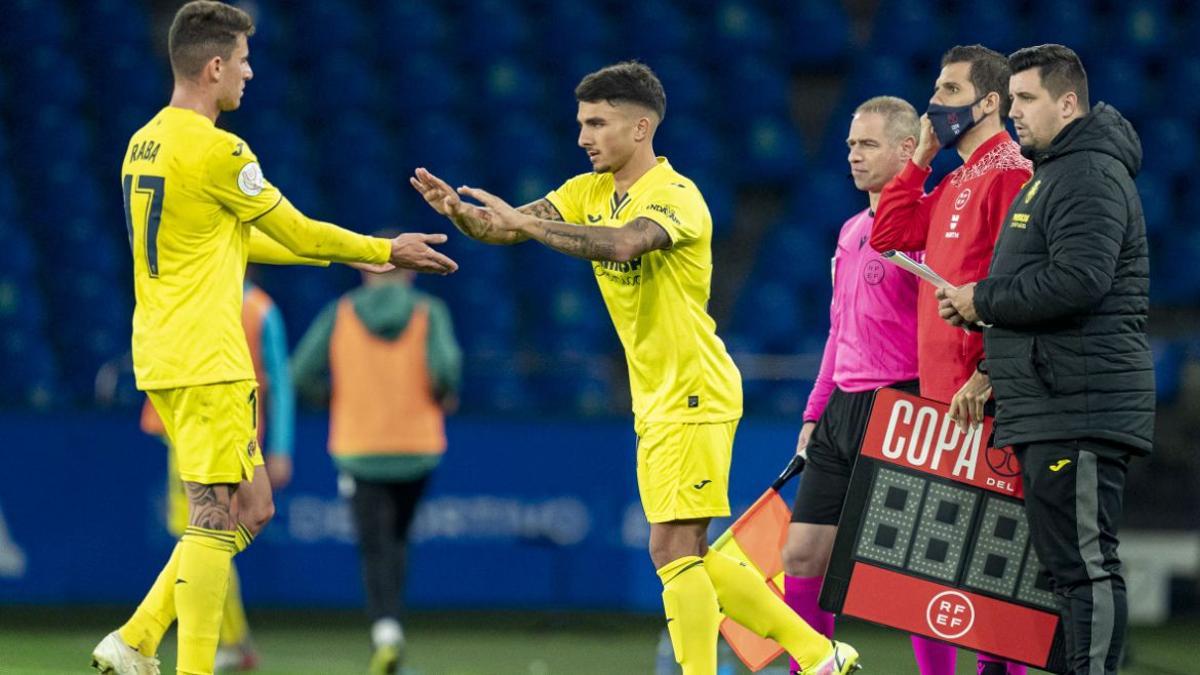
left=238, top=162, right=265, bottom=196
left=954, top=188, right=971, bottom=210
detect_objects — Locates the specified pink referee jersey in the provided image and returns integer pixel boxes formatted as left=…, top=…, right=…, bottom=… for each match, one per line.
left=803, top=208, right=920, bottom=422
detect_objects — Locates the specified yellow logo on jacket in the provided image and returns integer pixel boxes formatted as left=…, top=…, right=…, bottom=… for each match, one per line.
left=1023, top=179, right=1042, bottom=205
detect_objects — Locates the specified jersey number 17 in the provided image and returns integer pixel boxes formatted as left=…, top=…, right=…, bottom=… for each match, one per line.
left=122, top=174, right=165, bottom=277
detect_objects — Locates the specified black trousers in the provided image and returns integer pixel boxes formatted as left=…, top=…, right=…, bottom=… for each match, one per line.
left=349, top=474, right=432, bottom=622
left=1016, top=440, right=1130, bottom=675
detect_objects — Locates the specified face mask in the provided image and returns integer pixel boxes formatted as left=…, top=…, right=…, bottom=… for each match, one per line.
left=926, top=94, right=987, bottom=148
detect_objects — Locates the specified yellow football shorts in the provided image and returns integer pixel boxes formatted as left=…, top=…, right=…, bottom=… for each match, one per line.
left=146, top=379, right=262, bottom=486
left=636, top=420, right=738, bottom=523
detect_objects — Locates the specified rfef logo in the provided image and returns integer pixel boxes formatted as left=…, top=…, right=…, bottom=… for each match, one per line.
left=927, top=591, right=975, bottom=639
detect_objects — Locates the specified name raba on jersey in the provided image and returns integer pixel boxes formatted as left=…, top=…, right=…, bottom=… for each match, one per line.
left=129, top=140, right=161, bottom=164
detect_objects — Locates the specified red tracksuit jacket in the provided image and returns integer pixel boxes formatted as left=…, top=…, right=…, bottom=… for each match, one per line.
left=870, top=131, right=1032, bottom=402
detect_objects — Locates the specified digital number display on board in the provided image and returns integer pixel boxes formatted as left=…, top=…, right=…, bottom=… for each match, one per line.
left=820, top=388, right=1066, bottom=672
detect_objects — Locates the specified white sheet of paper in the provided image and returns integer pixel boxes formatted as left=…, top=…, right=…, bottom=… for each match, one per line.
left=881, top=250, right=953, bottom=289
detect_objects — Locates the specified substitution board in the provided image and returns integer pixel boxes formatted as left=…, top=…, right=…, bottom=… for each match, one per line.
left=820, top=388, right=1067, bottom=672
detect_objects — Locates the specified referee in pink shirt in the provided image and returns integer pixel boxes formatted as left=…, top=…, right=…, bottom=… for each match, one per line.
left=780, top=96, right=922, bottom=673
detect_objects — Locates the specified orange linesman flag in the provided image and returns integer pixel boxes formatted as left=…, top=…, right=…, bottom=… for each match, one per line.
left=711, top=455, right=806, bottom=671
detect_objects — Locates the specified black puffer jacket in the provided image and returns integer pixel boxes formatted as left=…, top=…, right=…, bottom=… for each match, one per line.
left=974, top=103, right=1154, bottom=454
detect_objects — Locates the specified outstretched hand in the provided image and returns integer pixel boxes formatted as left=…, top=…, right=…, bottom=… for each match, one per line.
left=388, top=232, right=458, bottom=275
left=455, top=185, right=530, bottom=235
left=410, top=168, right=474, bottom=220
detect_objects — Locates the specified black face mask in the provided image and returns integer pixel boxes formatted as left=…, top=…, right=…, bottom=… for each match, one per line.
left=926, top=95, right=987, bottom=148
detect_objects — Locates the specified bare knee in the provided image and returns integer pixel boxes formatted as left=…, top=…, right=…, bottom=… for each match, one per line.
left=649, top=520, right=709, bottom=570
left=185, top=482, right=235, bottom=531
left=782, top=523, right=836, bottom=578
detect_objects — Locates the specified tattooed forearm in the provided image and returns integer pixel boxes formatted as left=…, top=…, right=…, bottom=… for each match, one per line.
left=535, top=223, right=621, bottom=260
left=518, top=199, right=564, bottom=222
left=184, top=482, right=235, bottom=530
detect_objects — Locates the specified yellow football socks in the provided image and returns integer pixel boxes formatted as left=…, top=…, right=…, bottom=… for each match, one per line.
left=176, top=526, right=236, bottom=675
left=219, top=564, right=250, bottom=647
left=703, top=548, right=830, bottom=670
left=118, top=543, right=181, bottom=657
left=657, top=555, right=721, bottom=674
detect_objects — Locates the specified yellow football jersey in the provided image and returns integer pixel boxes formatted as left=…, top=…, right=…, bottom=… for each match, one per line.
left=546, top=157, right=742, bottom=424
left=122, top=106, right=282, bottom=390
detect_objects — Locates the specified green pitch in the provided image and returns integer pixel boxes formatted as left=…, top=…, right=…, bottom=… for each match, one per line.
left=0, top=608, right=1191, bottom=674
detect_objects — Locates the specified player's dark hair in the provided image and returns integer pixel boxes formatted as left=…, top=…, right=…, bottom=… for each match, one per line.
left=941, top=44, right=1013, bottom=118
left=1008, top=44, right=1090, bottom=113
left=575, top=61, right=667, bottom=120
left=168, top=0, right=255, bottom=79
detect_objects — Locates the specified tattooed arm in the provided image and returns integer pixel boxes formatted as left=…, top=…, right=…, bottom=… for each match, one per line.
left=456, top=184, right=672, bottom=262
left=411, top=168, right=563, bottom=245
left=520, top=216, right=671, bottom=262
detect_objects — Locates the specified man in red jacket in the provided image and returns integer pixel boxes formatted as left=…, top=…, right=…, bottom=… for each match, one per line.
left=870, top=44, right=1032, bottom=675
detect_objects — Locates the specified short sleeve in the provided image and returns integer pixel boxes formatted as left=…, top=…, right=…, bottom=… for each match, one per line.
left=545, top=173, right=593, bottom=224
left=203, top=134, right=283, bottom=221
left=628, top=183, right=707, bottom=246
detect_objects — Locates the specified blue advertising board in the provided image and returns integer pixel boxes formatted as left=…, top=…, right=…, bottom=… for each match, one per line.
left=0, top=413, right=799, bottom=612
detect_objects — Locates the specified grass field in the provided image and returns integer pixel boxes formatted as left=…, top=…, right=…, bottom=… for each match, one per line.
left=0, top=608, right=1192, bottom=674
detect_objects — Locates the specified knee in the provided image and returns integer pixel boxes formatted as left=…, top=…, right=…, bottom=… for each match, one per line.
left=782, top=539, right=827, bottom=578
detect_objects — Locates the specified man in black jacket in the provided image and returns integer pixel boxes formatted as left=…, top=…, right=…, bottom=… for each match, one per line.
left=937, top=44, right=1153, bottom=675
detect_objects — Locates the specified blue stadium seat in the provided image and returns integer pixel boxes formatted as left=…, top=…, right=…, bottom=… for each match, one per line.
left=541, top=2, right=614, bottom=56
left=1152, top=339, right=1183, bottom=404
left=1089, top=56, right=1147, bottom=118
left=756, top=221, right=836, bottom=289
left=304, top=51, right=379, bottom=114
left=476, top=59, right=547, bottom=114
left=0, top=224, right=37, bottom=279
left=868, top=0, right=946, bottom=58
left=627, top=0, right=696, bottom=62
left=290, top=0, right=368, bottom=60
left=1113, top=0, right=1170, bottom=57
left=0, top=328, right=60, bottom=407
left=686, top=171, right=735, bottom=240
left=74, top=0, right=151, bottom=60
left=401, top=117, right=483, bottom=186
left=711, top=1, right=778, bottom=59
left=0, top=168, right=20, bottom=221
left=1140, top=118, right=1195, bottom=177
left=951, top=0, right=1020, bottom=54
left=457, top=0, right=530, bottom=61
left=652, top=57, right=712, bottom=119
left=377, top=1, right=449, bottom=59
left=14, top=47, right=86, bottom=111
left=1027, top=0, right=1097, bottom=54
left=717, top=57, right=791, bottom=121
left=1164, top=57, right=1200, bottom=116
left=781, top=0, right=851, bottom=65
left=1134, top=172, right=1173, bottom=237
left=0, top=275, right=46, bottom=328
left=737, top=116, right=806, bottom=184
left=237, top=49, right=294, bottom=113
left=733, top=280, right=802, bottom=354
left=17, top=106, right=94, bottom=171
left=95, top=41, right=167, bottom=114
left=657, top=116, right=726, bottom=181
left=382, top=52, right=465, bottom=118
left=841, top=57, right=922, bottom=119
left=0, top=0, right=69, bottom=57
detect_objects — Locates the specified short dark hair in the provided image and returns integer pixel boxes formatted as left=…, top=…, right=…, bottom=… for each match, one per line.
left=168, top=1, right=255, bottom=79
left=1008, top=44, right=1090, bottom=113
left=942, top=44, right=1013, bottom=118
left=575, top=61, right=667, bottom=120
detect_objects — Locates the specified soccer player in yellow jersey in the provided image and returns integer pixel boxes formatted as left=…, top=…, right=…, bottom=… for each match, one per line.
left=411, top=62, right=860, bottom=675
left=91, top=3, right=456, bottom=674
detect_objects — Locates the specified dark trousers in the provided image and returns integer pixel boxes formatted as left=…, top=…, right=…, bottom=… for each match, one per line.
left=1016, top=440, right=1130, bottom=675
left=349, top=475, right=432, bottom=622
